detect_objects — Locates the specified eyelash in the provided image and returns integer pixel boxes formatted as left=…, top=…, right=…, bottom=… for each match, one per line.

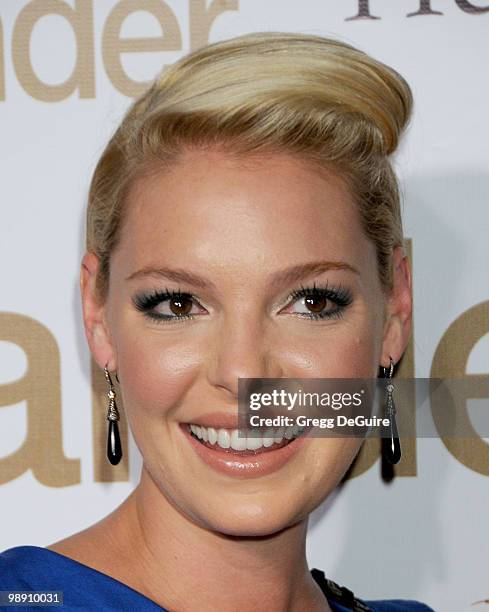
left=288, top=282, right=353, bottom=320
left=132, top=282, right=353, bottom=324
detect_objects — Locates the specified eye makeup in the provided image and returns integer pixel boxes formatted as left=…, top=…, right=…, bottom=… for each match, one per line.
left=285, top=281, right=353, bottom=320
left=132, top=281, right=353, bottom=324
left=132, top=288, right=202, bottom=323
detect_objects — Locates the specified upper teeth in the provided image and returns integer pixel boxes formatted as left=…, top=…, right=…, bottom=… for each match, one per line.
left=188, top=424, right=304, bottom=451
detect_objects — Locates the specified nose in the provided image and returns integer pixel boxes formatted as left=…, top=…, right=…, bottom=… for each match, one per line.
left=206, top=315, right=284, bottom=398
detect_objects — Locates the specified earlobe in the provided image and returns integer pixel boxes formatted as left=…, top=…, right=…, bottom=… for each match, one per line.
left=80, top=252, right=115, bottom=371
left=380, top=246, right=413, bottom=367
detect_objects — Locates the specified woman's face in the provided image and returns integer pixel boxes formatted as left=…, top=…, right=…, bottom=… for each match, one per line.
left=83, top=148, right=404, bottom=536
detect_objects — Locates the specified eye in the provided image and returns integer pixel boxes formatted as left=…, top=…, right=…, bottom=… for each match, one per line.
left=132, top=289, right=206, bottom=323
left=156, top=294, right=194, bottom=317
left=282, top=283, right=353, bottom=320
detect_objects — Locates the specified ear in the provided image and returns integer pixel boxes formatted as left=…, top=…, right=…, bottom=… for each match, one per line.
left=80, top=252, right=116, bottom=371
left=380, top=245, right=413, bottom=368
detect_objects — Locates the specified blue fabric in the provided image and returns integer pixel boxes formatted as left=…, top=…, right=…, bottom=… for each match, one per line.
left=0, top=546, right=435, bottom=611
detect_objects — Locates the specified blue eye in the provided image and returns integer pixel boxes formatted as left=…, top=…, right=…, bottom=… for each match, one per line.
left=285, top=282, right=353, bottom=320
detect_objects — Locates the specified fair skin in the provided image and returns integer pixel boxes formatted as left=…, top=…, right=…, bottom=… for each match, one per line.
left=49, top=148, right=412, bottom=612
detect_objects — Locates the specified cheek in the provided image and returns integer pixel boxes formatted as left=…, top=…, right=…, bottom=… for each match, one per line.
left=280, top=321, right=380, bottom=379
left=306, top=438, right=363, bottom=498
left=115, top=329, right=203, bottom=418
left=321, top=303, right=384, bottom=378
left=328, top=329, right=378, bottom=377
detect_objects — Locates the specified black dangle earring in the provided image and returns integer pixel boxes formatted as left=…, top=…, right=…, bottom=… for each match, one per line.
left=104, top=364, right=122, bottom=466
left=382, top=356, right=401, bottom=464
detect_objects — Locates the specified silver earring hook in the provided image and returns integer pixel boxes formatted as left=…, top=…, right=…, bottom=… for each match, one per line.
left=383, top=356, right=394, bottom=379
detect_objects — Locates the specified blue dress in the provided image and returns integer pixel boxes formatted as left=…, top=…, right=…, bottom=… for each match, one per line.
left=0, top=546, right=435, bottom=611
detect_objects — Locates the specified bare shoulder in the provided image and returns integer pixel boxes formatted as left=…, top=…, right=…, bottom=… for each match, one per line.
left=46, top=499, right=135, bottom=579
left=47, top=517, right=113, bottom=567
left=46, top=502, right=150, bottom=598
left=44, top=492, right=151, bottom=598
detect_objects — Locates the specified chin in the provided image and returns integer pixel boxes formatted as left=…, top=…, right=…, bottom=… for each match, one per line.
left=187, top=490, right=312, bottom=538
left=205, top=507, right=305, bottom=538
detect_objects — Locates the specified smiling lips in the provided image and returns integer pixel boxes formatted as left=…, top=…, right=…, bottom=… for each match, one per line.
left=187, top=422, right=305, bottom=454
left=180, top=419, right=309, bottom=478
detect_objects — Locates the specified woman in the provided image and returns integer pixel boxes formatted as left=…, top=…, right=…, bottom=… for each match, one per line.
left=0, top=32, right=434, bottom=611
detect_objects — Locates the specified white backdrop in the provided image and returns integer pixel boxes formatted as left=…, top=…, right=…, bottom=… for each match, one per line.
left=1, top=2, right=489, bottom=611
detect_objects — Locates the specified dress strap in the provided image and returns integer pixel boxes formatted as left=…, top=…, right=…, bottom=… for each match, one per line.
left=310, top=568, right=372, bottom=611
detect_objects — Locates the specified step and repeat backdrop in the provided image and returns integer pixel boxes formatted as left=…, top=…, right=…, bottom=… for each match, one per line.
left=1, top=2, right=488, bottom=610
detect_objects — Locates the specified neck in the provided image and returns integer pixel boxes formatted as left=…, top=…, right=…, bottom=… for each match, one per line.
left=108, top=467, right=330, bottom=612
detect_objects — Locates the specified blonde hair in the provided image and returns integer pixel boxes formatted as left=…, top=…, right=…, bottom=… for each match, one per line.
left=86, top=31, right=413, bottom=301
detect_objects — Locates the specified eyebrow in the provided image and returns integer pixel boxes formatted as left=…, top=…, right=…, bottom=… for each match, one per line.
left=125, top=260, right=359, bottom=290
left=125, top=266, right=217, bottom=290
left=269, top=261, right=359, bottom=289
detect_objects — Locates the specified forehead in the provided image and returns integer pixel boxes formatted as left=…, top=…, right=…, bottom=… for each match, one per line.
left=115, top=148, right=375, bottom=280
